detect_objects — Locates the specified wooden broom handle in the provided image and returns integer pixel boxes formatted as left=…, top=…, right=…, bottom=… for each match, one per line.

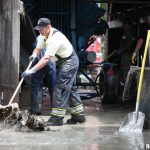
left=8, top=61, right=33, bottom=105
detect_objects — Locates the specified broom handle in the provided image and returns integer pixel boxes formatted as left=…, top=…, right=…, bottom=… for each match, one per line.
left=102, top=49, right=117, bottom=62
left=135, top=30, right=150, bottom=112
left=8, top=61, right=33, bottom=105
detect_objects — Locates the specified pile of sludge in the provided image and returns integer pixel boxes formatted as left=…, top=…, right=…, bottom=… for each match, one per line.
left=0, top=103, right=48, bottom=131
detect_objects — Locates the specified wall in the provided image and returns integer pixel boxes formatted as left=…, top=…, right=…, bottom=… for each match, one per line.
left=0, top=0, right=20, bottom=104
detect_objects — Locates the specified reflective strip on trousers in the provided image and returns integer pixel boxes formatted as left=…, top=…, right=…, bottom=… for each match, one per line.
left=70, top=104, right=84, bottom=115
left=51, top=108, right=66, bottom=117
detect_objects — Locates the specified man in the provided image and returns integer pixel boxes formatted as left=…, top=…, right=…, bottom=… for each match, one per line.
left=22, top=18, right=86, bottom=126
left=132, top=16, right=150, bottom=66
left=119, top=19, right=135, bottom=82
left=30, top=42, right=56, bottom=115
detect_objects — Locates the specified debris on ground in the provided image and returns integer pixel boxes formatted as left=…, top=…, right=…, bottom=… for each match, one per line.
left=0, top=103, right=48, bottom=131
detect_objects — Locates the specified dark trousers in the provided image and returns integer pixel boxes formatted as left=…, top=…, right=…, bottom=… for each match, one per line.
left=51, top=51, right=84, bottom=118
left=31, top=61, right=56, bottom=113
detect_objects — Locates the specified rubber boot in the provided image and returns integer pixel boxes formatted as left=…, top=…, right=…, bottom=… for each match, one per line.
left=46, top=117, right=63, bottom=126
left=67, top=114, right=86, bottom=124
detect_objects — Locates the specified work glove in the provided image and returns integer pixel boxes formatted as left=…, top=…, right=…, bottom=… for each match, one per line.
left=132, top=52, right=137, bottom=64
left=21, top=67, right=37, bottom=78
left=29, top=53, right=37, bottom=62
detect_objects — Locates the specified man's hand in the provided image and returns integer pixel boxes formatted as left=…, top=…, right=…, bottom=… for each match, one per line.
left=29, top=53, right=37, bottom=62
left=21, top=68, right=37, bottom=78
left=132, top=52, right=137, bottom=64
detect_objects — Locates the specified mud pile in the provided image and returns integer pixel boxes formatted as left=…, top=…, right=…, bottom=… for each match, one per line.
left=0, top=103, right=47, bottom=131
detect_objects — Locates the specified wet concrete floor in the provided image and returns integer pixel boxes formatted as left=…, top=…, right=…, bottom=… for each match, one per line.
left=0, top=97, right=150, bottom=150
